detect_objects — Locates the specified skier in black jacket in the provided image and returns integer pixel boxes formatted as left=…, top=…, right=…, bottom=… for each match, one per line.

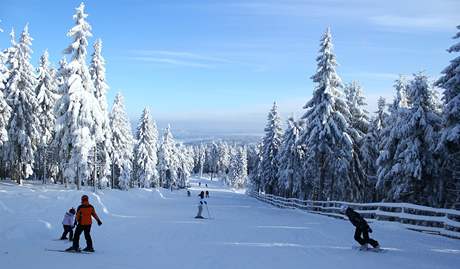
left=341, top=205, right=380, bottom=250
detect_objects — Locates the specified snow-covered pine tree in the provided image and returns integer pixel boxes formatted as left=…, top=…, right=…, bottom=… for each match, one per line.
left=436, top=25, right=460, bottom=207
left=133, top=108, right=159, bottom=188
left=0, top=85, right=10, bottom=148
left=110, top=93, right=134, bottom=190
left=259, top=102, right=283, bottom=194
left=299, top=28, right=352, bottom=201
left=376, top=76, right=409, bottom=200
left=2, top=28, right=17, bottom=98
left=158, top=125, right=178, bottom=187
left=90, top=38, right=112, bottom=187
left=360, top=97, right=387, bottom=196
left=4, top=25, right=40, bottom=184
left=276, top=117, right=304, bottom=198
left=229, top=146, right=248, bottom=189
left=344, top=81, right=370, bottom=202
left=224, top=146, right=236, bottom=186
left=247, top=143, right=263, bottom=192
left=217, top=141, right=231, bottom=176
left=35, top=50, right=58, bottom=183
left=191, top=144, right=206, bottom=177
left=384, top=73, right=442, bottom=206
left=1, top=28, right=17, bottom=179
left=198, top=144, right=206, bottom=177
left=246, top=144, right=259, bottom=178
left=0, top=25, right=11, bottom=148
left=390, top=76, right=409, bottom=112
left=53, top=3, right=103, bottom=189
left=176, top=144, right=193, bottom=188
left=344, top=81, right=369, bottom=135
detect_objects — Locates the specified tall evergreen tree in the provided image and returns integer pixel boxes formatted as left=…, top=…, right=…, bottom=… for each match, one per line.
left=360, top=97, right=387, bottom=195
left=436, top=25, right=460, bottom=207
left=259, top=102, right=283, bottom=194
left=110, top=93, right=134, bottom=190
left=299, top=28, right=352, bottom=201
left=383, top=73, right=442, bottom=205
left=158, top=125, right=178, bottom=187
left=53, top=3, right=103, bottom=189
left=35, top=50, right=58, bottom=183
left=0, top=86, right=10, bottom=148
left=376, top=76, right=409, bottom=199
left=90, top=38, right=112, bottom=187
left=0, top=25, right=11, bottom=147
left=133, top=108, right=158, bottom=188
left=229, top=146, right=248, bottom=189
left=4, top=25, right=40, bottom=184
left=276, top=117, right=304, bottom=198
left=217, top=142, right=231, bottom=176
left=344, top=81, right=369, bottom=201
left=176, top=144, right=193, bottom=188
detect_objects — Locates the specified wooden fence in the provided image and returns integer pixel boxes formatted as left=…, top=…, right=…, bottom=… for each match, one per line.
left=249, top=191, right=460, bottom=239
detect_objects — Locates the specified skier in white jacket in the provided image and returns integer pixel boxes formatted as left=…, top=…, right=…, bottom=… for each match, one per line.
left=60, top=208, right=76, bottom=240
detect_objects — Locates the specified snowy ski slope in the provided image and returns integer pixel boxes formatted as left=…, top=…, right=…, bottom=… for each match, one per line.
left=0, top=177, right=459, bottom=269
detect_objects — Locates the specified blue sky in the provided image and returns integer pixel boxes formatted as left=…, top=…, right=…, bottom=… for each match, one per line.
left=1, top=0, right=459, bottom=136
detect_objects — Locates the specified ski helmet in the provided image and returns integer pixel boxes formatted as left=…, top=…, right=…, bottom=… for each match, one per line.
left=81, top=195, right=89, bottom=202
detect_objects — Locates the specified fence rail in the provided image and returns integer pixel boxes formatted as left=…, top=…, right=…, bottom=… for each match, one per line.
left=248, top=191, right=460, bottom=239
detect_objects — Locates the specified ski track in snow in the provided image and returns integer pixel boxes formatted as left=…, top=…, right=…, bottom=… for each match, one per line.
left=92, top=192, right=110, bottom=214
left=0, top=178, right=459, bottom=269
left=0, top=199, right=13, bottom=213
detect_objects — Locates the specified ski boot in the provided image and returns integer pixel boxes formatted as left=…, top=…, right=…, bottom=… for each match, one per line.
left=65, top=246, right=81, bottom=252
left=82, top=246, right=95, bottom=252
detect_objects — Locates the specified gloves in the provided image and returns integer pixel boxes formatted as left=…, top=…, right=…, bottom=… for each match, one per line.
left=368, top=227, right=373, bottom=233
left=97, top=219, right=102, bottom=226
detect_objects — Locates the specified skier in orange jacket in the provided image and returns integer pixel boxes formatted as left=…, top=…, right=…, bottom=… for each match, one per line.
left=66, top=195, right=102, bottom=252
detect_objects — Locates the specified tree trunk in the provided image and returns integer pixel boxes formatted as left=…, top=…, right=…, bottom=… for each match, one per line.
left=43, top=147, right=47, bottom=184
left=111, top=160, right=115, bottom=189
left=93, top=145, right=97, bottom=192
left=76, top=167, right=80, bottom=190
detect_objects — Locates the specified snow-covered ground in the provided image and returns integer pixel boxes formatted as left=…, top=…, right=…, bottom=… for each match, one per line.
left=0, top=177, right=459, bottom=269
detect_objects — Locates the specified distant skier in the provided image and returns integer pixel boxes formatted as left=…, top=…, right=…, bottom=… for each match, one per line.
left=205, top=183, right=208, bottom=188
left=66, top=195, right=102, bottom=252
left=341, top=205, right=380, bottom=250
left=195, top=191, right=207, bottom=219
left=187, top=190, right=191, bottom=197
left=199, top=182, right=201, bottom=187
left=205, top=190, right=209, bottom=198
left=60, top=208, right=75, bottom=241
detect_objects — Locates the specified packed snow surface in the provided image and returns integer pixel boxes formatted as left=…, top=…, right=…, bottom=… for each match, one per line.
left=0, top=177, right=459, bottom=269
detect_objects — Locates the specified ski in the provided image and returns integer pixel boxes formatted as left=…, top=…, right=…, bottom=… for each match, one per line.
left=45, top=249, right=93, bottom=254
left=352, top=246, right=387, bottom=253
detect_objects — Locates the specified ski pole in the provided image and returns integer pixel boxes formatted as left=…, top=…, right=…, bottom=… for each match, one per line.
left=205, top=203, right=212, bottom=219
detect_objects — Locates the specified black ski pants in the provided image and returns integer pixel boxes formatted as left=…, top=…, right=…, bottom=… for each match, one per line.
left=354, top=227, right=379, bottom=248
left=72, top=224, right=92, bottom=249
left=61, top=225, right=74, bottom=240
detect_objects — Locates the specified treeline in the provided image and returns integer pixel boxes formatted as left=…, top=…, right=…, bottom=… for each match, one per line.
left=249, top=27, right=460, bottom=208
left=189, top=142, right=249, bottom=189
left=0, top=3, right=201, bottom=190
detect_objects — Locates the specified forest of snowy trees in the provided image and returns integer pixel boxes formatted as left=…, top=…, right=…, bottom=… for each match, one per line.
left=1, top=3, right=459, bottom=208
left=249, top=27, right=460, bottom=209
left=0, top=3, right=253, bottom=191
